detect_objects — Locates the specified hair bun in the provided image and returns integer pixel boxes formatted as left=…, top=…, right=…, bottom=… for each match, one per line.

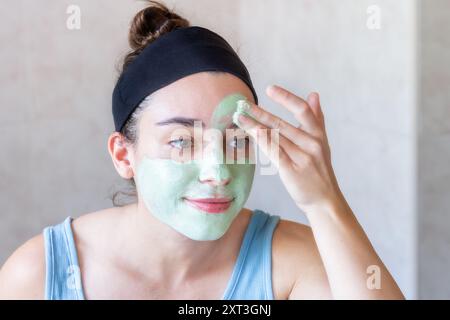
left=129, top=1, right=189, bottom=51
left=122, top=1, right=190, bottom=71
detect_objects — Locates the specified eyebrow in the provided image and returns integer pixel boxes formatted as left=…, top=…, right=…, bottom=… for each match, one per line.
left=155, top=117, right=205, bottom=128
left=156, top=117, right=240, bottom=130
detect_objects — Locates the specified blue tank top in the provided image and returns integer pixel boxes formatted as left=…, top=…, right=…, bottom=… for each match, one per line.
left=43, top=209, right=280, bottom=300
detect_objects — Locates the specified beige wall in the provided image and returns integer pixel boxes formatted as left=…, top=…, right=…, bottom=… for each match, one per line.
left=1, top=0, right=448, bottom=299
left=418, top=0, right=450, bottom=299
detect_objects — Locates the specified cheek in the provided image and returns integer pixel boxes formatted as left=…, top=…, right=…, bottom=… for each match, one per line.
left=136, top=157, right=255, bottom=204
left=228, top=164, right=256, bottom=194
left=136, top=157, right=199, bottom=198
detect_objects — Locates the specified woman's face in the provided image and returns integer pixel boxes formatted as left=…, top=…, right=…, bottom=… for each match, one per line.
left=130, top=72, right=256, bottom=241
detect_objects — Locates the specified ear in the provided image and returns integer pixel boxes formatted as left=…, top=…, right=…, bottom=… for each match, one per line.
left=107, top=132, right=135, bottom=179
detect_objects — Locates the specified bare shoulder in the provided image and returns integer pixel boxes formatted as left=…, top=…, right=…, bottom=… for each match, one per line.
left=0, top=234, right=46, bottom=299
left=273, top=218, right=316, bottom=249
left=272, top=219, right=320, bottom=282
left=272, top=218, right=332, bottom=299
left=0, top=205, right=126, bottom=300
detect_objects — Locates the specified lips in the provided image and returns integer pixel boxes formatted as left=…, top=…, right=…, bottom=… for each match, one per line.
left=183, top=197, right=234, bottom=214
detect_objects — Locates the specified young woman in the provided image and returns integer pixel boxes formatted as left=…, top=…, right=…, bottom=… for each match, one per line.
left=0, top=1, right=404, bottom=300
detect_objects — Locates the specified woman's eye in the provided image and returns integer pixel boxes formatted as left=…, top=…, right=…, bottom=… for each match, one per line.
left=169, top=137, right=193, bottom=150
left=230, top=136, right=250, bottom=149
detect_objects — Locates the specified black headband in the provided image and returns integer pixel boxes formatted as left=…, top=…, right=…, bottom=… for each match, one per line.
left=112, top=26, right=258, bottom=132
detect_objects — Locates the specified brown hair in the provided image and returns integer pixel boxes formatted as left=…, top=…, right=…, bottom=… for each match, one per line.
left=119, top=0, right=190, bottom=145
left=110, top=1, right=190, bottom=206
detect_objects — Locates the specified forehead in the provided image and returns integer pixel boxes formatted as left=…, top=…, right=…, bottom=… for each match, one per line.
left=140, top=72, right=254, bottom=128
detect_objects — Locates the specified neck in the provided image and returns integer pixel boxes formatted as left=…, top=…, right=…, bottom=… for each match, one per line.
left=115, top=202, right=245, bottom=284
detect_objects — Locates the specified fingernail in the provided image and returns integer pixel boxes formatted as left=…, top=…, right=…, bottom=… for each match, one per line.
left=267, top=84, right=278, bottom=93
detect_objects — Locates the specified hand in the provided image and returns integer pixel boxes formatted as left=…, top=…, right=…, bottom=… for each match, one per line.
left=235, top=85, right=343, bottom=213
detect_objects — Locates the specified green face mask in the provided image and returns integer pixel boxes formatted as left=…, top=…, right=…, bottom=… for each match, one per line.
left=135, top=94, right=256, bottom=241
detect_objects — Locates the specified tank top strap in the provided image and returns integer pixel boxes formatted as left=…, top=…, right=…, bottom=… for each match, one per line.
left=43, top=216, right=84, bottom=300
left=222, top=209, right=280, bottom=300
left=43, top=210, right=280, bottom=300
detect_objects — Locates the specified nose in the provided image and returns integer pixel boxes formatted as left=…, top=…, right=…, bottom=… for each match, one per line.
left=198, top=135, right=231, bottom=186
left=199, top=130, right=231, bottom=187
left=198, top=163, right=231, bottom=186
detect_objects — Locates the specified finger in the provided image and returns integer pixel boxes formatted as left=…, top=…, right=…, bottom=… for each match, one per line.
left=242, top=100, right=305, bottom=141
left=266, top=85, right=322, bottom=138
left=234, top=113, right=292, bottom=170
left=273, top=129, right=314, bottom=169
left=307, top=92, right=330, bottom=152
left=235, top=112, right=319, bottom=171
left=307, top=92, right=325, bottom=129
left=243, top=100, right=325, bottom=156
